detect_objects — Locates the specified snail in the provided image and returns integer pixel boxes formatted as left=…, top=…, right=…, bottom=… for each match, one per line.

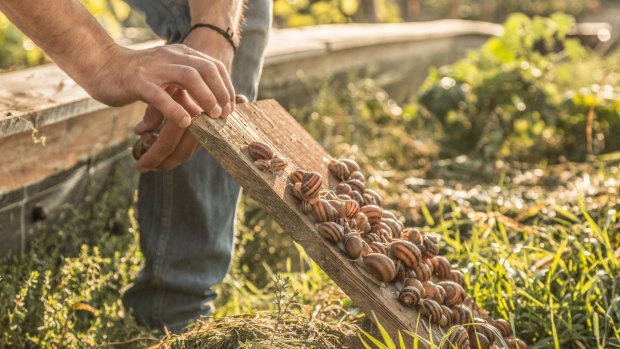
left=254, top=159, right=271, bottom=171
left=431, top=256, right=452, bottom=279
left=423, top=281, right=446, bottom=304
left=361, top=205, right=383, bottom=226
left=270, top=156, right=289, bottom=173
left=343, top=233, right=370, bottom=259
left=489, top=318, right=513, bottom=338
left=468, top=318, right=496, bottom=346
left=389, top=240, right=422, bottom=269
left=300, top=200, right=313, bottom=214
left=350, top=170, right=365, bottom=183
left=382, top=218, right=404, bottom=239
left=469, top=332, right=491, bottom=349
left=335, top=183, right=352, bottom=195
left=418, top=299, right=443, bottom=325
left=450, top=304, right=473, bottom=325
left=363, top=253, right=396, bottom=283
left=364, top=189, right=384, bottom=207
left=438, top=281, right=466, bottom=307
left=340, top=158, right=361, bottom=173
left=441, top=305, right=454, bottom=326
left=349, top=190, right=365, bottom=206
left=399, top=286, right=421, bottom=306
left=402, top=228, right=423, bottom=245
left=247, top=141, right=274, bottom=161
left=288, top=169, right=308, bottom=184
left=441, top=325, right=469, bottom=349
left=328, top=160, right=350, bottom=181
left=132, top=132, right=158, bottom=160
left=421, top=234, right=439, bottom=258
left=316, top=222, right=344, bottom=243
left=413, top=262, right=433, bottom=282
left=382, top=210, right=398, bottom=221
left=342, top=200, right=360, bottom=219
left=369, top=241, right=388, bottom=255
left=311, top=199, right=338, bottom=222
left=300, top=171, right=323, bottom=202
left=345, top=179, right=366, bottom=194
left=449, top=270, right=466, bottom=287
left=363, top=193, right=377, bottom=206
left=404, top=278, right=426, bottom=298
left=505, top=338, right=527, bottom=349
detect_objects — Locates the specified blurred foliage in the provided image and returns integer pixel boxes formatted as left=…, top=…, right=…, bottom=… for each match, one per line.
left=417, top=13, right=620, bottom=162
left=0, top=0, right=133, bottom=70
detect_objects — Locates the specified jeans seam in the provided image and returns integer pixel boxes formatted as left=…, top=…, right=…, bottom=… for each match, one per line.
left=152, top=171, right=174, bottom=324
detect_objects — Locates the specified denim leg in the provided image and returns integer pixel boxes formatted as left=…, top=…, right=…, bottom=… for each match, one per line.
left=122, top=0, right=272, bottom=331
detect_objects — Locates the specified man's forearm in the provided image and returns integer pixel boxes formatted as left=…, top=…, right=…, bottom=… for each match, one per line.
left=188, top=0, right=245, bottom=46
left=0, top=0, right=115, bottom=88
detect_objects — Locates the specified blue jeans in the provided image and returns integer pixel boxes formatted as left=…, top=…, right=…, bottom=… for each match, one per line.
left=121, top=0, right=272, bottom=331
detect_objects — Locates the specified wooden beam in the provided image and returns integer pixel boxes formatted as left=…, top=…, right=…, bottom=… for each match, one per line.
left=189, top=99, right=443, bottom=346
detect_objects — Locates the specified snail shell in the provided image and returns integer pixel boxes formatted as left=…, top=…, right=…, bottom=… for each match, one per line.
left=350, top=170, right=365, bottom=183
left=340, top=158, right=361, bottom=173
left=382, top=210, right=397, bottom=221
left=132, top=132, right=158, bottom=160
left=301, top=172, right=323, bottom=202
left=468, top=318, right=496, bottom=346
left=270, top=156, right=288, bottom=173
left=363, top=253, right=396, bottom=283
left=254, top=159, right=271, bottom=171
left=343, top=200, right=360, bottom=219
left=328, top=160, right=350, bottom=181
left=364, top=232, right=381, bottom=243
left=311, top=199, right=338, bottom=222
left=423, top=281, right=446, bottom=304
left=450, top=304, right=473, bottom=325
left=438, top=281, right=466, bottom=307
left=316, top=222, right=344, bottom=243
left=438, top=314, right=450, bottom=327
left=364, top=189, right=384, bottom=207
left=421, top=234, right=439, bottom=258
left=413, top=262, right=433, bottom=282
left=361, top=205, right=383, bottom=226
left=490, top=318, right=513, bottom=338
left=349, top=190, right=365, bottom=206
left=449, top=270, right=466, bottom=287
left=382, top=218, right=404, bottom=238
left=369, top=241, right=388, bottom=255
left=321, top=189, right=338, bottom=200
left=432, top=256, right=452, bottom=279
left=470, top=332, right=491, bottom=349
left=441, top=305, right=454, bottom=326
left=505, top=338, right=527, bottom=349
left=345, top=179, right=366, bottom=194
left=441, top=325, right=469, bottom=349
left=399, top=286, right=421, bottom=306
left=248, top=141, right=273, bottom=161
left=402, top=228, right=423, bottom=245
left=343, top=233, right=370, bottom=259
left=335, top=183, right=352, bottom=195
left=337, top=194, right=352, bottom=201
left=300, top=200, right=313, bottom=214
left=363, top=193, right=377, bottom=207
left=389, top=240, right=422, bottom=269
left=418, top=299, right=443, bottom=324
left=288, top=183, right=303, bottom=200
left=288, top=169, right=308, bottom=184
left=404, top=278, right=426, bottom=298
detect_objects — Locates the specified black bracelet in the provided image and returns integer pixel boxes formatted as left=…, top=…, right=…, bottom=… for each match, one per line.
left=188, top=23, right=237, bottom=52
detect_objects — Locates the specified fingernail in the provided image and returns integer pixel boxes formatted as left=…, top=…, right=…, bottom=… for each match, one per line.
left=180, top=115, right=191, bottom=128
left=209, top=105, right=222, bottom=118
left=222, top=103, right=231, bottom=116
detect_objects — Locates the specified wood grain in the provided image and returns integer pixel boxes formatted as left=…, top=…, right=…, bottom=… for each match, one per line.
left=190, top=99, right=444, bottom=346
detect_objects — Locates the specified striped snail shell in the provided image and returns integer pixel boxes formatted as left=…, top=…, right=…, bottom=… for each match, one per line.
left=441, top=325, right=469, bottom=349
left=431, top=256, right=452, bottom=279
left=337, top=194, right=352, bottom=201
left=248, top=141, right=273, bottom=161
left=316, top=222, right=344, bottom=243
left=340, top=158, right=361, bottom=173
left=441, top=305, right=454, bottom=326
left=363, top=193, right=377, bottom=207
left=423, top=281, right=446, bottom=304
left=438, top=281, right=466, bottom=307
left=364, top=189, right=384, bottom=207
left=470, top=332, right=491, bottom=349
left=389, top=240, right=422, bottom=269
left=450, top=304, right=473, bottom=325
left=288, top=169, right=308, bottom=184
left=418, top=299, right=443, bottom=324
left=132, top=132, right=158, bottom=160
left=369, top=241, right=388, bottom=255
left=343, top=233, right=370, bottom=259
left=335, top=183, right=352, bottom=195
left=402, top=228, right=423, bottom=245
left=300, top=200, right=313, bottom=214
left=289, top=183, right=303, bottom=200
left=404, top=278, right=426, bottom=298
left=361, top=205, right=383, bottom=225
left=468, top=318, right=496, bottom=346
left=413, top=262, right=433, bottom=282
left=300, top=172, right=323, bottom=202
left=328, top=200, right=344, bottom=218
left=363, top=253, right=396, bottom=283
left=364, top=232, right=381, bottom=243
left=382, top=210, right=398, bottom=221
left=505, top=338, right=527, bottom=349
left=349, top=170, right=365, bottom=183
left=355, top=212, right=372, bottom=233
left=449, top=270, right=466, bottom=287
left=254, top=159, right=271, bottom=171
left=438, top=314, right=450, bottom=327
left=345, top=179, right=366, bottom=193
left=349, top=190, right=365, bottom=206
left=311, top=199, right=338, bottom=223
left=489, top=318, right=513, bottom=338
left=321, top=189, right=338, bottom=200
left=421, top=234, right=440, bottom=258
left=342, top=200, right=360, bottom=219
left=328, top=160, right=351, bottom=181
left=270, top=156, right=288, bottom=173
left=382, top=218, right=404, bottom=238
left=399, top=286, right=421, bottom=306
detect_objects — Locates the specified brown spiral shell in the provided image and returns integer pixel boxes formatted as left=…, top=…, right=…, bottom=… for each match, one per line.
left=382, top=218, right=404, bottom=238
left=300, top=172, right=323, bottom=201
left=360, top=205, right=383, bottom=225
left=470, top=332, right=491, bottom=349
left=399, top=286, right=421, bottom=306
left=441, top=305, right=454, bottom=326
left=363, top=253, right=396, bottom=283
left=340, top=158, right=361, bottom=173
left=421, top=234, right=439, bottom=258
left=449, top=270, right=466, bottom=287
left=363, top=193, right=377, bottom=206
left=132, top=132, right=158, bottom=160
left=343, top=233, right=369, bottom=259
left=389, top=240, right=422, bottom=269
left=316, top=222, right=344, bottom=243
left=364, top=189, right=384, bottom=207
left=300, top=200, right=312, bottom=214
left=288, top=169, right=307, bottom=184
left=418, top=299, right=443, bottom=324
left=270, top=156, right=288, bottom=172
left=438, top=281, right=466, bottom=307
left=345, top=179, right=366, bottom=193
left=413, top=261, right=433, bottom=282
left=468, top=318, right=495, bottom=346
left=404, top=278, right=426, bottom=298
left=382, top=210, right=397, bottom=220
left=254, top=159, right=271, bottom=171
left=505, top=338, right=527, bottom=349
left=349, top=190, right=365, bottom=206
left=350, top=170, right=365, bottom=183
left=369, top=241, right=388, bottom=255
left=402, top=228, right=423, bottom=245
left=311, top=199, right=338, bottom=222
left=441, top=325, right=469, bottom=349
left=432, top=256, right=452, bottom=279
left=328, top=160, right=351, bottom=181
left=450, top=304, right=473, bottom=325
left=335, top=183, right=352, bottom=195
left=423, top=281, right=446, bottom=304
left=489, top=318, right=512, bottom=338
left=342, top=200, right=360, bottom=219
left=248, top=141, right=273, bottom=161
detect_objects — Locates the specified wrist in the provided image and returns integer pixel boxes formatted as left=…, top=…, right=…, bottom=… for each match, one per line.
left=183, top=29, right=234, bottom=71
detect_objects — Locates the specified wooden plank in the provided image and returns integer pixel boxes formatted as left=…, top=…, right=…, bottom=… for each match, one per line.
left=189, top=99, right=443, bottom=346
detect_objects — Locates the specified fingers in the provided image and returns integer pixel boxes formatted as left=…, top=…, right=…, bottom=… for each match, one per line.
left=236, top=95, right=249, bottom=104
left=158, top=131, right=199, bottom=171
left=139, top=82, right=192, bottom=128
left=135, top=104, right=164, bottom=135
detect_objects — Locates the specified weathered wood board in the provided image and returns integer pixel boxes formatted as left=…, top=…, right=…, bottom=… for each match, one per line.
left=190, top=99, right=443, bottom=346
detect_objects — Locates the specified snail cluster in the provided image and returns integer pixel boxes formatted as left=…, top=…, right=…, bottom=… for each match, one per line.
left=247, top=141, right=289, bottom=173
left=248, top=143, right=526, bottom=349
